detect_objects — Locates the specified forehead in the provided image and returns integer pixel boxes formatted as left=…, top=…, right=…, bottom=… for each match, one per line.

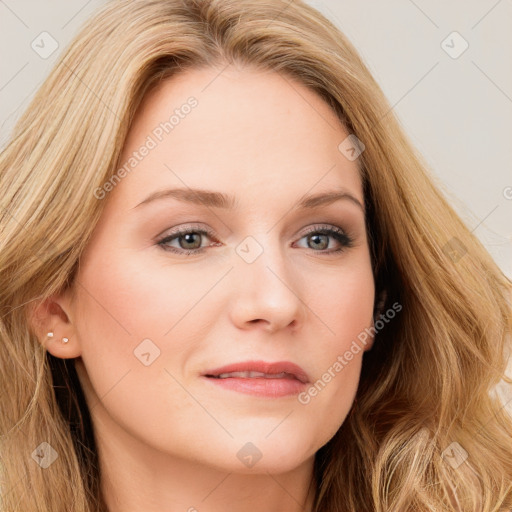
left=110, top=65, right=363, bottom=212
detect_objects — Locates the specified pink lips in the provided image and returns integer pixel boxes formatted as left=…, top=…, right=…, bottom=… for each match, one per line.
left=202, top=360, right=310, bottom=398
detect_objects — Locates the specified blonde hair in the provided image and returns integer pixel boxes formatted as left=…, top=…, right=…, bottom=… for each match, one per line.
left=1, top=0, right=511, bottom=510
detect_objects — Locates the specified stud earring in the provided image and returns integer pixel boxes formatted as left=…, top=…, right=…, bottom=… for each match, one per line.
left=46, top=332, right=69, bottom=344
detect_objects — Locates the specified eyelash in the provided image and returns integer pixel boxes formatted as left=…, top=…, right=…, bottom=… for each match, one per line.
left=156, top=223, right=354, bottom=256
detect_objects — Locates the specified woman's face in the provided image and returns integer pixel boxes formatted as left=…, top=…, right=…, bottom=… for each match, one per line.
left=67, top=65, right=375, bottom=474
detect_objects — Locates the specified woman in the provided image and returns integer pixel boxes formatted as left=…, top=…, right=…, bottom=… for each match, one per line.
left=1, top=0, right=511, bottom=510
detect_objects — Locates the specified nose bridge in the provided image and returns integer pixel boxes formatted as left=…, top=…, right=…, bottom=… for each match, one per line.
left=229, top=231, right=304, bottom=331
left=236, top=229, right=291, bottom=283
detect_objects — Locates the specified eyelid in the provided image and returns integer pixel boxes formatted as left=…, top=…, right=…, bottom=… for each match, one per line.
left=156, top=221, right=355, bottom=256
left=295, top=223, right=354, bottom=250
left=299, top=223, right=346, bottom=237
left=157, top=222, right=217, bottom=240
left=157, top=222, right=349, bottom=242
left=155, top=223, right=220, bottom=256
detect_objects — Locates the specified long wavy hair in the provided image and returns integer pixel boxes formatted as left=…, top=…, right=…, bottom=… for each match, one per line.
left=1, top=0, right=511, bottom=510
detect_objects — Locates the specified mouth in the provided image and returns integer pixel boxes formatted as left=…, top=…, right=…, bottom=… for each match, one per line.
left=207, top=371, right=301, bottom=380
left=202, top=370, right=308, bottom=398
left=202, top=360, right=310, bottom=384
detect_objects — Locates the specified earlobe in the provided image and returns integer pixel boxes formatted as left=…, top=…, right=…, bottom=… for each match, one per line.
left=46, top=331, right=69, bottom=344
left=43, top=330, right=80, bottom=359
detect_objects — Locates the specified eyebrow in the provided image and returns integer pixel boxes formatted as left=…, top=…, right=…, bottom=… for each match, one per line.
left=132, top=187, right=364, bottom=212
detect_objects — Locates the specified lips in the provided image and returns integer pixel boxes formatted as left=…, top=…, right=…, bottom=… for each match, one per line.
left=203, top=360, right=309, bottom=384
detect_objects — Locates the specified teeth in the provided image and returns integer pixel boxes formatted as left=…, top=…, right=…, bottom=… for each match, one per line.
left=216, top=371, right=289, bottom=379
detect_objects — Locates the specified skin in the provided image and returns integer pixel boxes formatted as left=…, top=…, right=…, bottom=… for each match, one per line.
left=35, top=65, right=375, bottom=512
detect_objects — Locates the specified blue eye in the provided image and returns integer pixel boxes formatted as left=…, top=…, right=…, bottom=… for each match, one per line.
left=157, top=224, right=353, bottom=256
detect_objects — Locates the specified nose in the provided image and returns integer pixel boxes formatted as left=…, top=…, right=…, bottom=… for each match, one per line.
left=228, top=239, right=306, bottom=333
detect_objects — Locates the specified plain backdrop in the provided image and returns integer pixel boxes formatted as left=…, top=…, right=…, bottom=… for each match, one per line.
left=0, top=0, right=511, bottom=276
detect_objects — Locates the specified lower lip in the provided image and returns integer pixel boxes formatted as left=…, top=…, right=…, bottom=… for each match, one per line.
left=203, top=376, right=307, bottom=397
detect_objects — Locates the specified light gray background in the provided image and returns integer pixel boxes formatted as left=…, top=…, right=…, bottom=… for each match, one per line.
left=1, top=0, right=511, bottom=280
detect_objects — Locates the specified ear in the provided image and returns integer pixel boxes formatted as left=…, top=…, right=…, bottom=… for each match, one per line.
left=363, top=289, right=388, bottom=352
left=27, top=287, right=82, bottom=359
left=373, top=289, right=387, bottom=321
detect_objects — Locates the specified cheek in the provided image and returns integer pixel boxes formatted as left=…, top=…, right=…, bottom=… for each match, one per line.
left=72, top=251, right=209, bottom=447
left=72, top=246, right=224, bottom=404
left=75, top=247, right=215, bottom=340
left=296, top=257, right=374, bottom=432
left=306, top=256, right=375, bottom=344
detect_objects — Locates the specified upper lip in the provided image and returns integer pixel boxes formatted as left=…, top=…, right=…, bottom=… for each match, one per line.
left=203, top=360, right=310, bottom=384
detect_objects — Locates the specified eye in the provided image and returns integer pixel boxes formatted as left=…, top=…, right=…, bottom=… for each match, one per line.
left=157, top=224, right=219, bottom=255
left=294, top=224, right=354, bottom=254
left=156, top=223, right=354, bottom=256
